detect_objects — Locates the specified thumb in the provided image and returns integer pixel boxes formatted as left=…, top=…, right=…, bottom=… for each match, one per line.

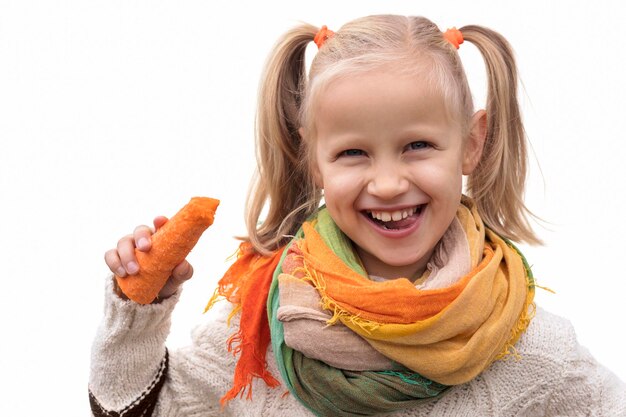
left=157, top=260, right=193, bottom=300
left=153, top=216, right=168, bottom=232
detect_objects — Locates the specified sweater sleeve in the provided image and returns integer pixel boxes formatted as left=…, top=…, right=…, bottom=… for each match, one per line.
left=89, top=276, right=257, bottom=417
left=524, top=309, right=626, bottom=416
left=88, top=276, right=179, bottom=415
left=481, top=308, right=626, bottom=417
left=544, top=342, right=626, bottom=417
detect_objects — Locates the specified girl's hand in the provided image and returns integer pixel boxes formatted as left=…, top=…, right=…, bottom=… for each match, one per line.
left=104, top=216, right=194, bottom=301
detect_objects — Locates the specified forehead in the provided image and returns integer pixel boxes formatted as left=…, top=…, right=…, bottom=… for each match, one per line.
left=313, top=70, right=454, bottom=133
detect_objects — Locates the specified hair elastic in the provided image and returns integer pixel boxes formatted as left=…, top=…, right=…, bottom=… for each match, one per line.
left=314, top=25, right=335, bottom=49
left=444, top=27, right=464, bottom=49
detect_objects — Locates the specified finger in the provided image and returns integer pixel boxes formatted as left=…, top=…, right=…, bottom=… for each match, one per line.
left=104, top=248, right=128, bottom=277
left=153, top=216, right=168, bottom=232
left=158, top=261, right=193, bottom=299
left=172, top=260, right=194, bottom=282
left=117, top=234, right=140, bottom=275
left=133, top=224, right=153, bottom=252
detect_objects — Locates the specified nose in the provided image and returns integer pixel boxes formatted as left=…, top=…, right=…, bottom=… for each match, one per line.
left=366, top=163, right=410, bottom=200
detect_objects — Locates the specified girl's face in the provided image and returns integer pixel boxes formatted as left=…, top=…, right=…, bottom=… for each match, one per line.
left=311, top=70, right=485, bottom=280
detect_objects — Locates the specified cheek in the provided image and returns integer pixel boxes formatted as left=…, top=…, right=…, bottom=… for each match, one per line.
left=415, top=159, right=464, bottom=197
left=318, top=168, right=366, bottom=217
left=326, top=170, right=358, bottom=189
left=318, top=162, right=364, bottom=191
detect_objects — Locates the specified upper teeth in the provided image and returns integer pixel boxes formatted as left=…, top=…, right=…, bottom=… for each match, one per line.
left=368, top=207, right=418, bottom=222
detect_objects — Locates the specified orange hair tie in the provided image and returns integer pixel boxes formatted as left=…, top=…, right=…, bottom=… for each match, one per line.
left=314, top=25, right=335, bottom=49
left=444, top=27, right=464, bottom=49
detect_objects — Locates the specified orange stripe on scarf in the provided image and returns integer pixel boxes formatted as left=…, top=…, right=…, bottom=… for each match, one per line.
left=205, top=242, right=283, bottom=405
left=294, top=222, right=493, bottom=324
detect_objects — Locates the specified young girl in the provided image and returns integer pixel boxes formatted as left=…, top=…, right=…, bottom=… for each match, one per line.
left=89, top=15, right=626, bottom=416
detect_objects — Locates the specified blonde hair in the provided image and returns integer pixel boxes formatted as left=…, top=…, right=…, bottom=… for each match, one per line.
left=246, top=15, right=541, bottom=254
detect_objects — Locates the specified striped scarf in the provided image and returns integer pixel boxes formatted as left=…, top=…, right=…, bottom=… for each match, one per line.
left=206, top=198, right=535, bottom=416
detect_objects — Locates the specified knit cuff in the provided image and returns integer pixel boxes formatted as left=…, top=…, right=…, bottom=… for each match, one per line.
left=89, top=275, right=180, bottom=411
left=103, top=275, right=181, bottom=337
left=89, top=349, right=169, bottom=417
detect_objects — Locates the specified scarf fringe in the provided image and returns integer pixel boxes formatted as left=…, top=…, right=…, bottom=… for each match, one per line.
left=377, top=371, right=442, bottom=396
left=495, top=241, right=539, bottom=361
left=296, top=260, right=382, bottom=334
left=219, top=321, right=281, bottom=407
left=533, top=283, right=556, bottom=294
left=495, top=298, right=536, bottom=361
left=496, top=277, right=554, bottom=361
left=219, top=358, right=281, bottom=406
left=204, top=287, right=243, bottom=327
left=205, top=241, right=285, bottom=407
left=203, top=286, right=222, bottom=313
left=204, top=245, right=251, bottom=314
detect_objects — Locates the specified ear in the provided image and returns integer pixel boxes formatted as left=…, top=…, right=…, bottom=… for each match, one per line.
left=462, top=110, right=487, bottom=175
left=299, top=127, right=324, bottom=188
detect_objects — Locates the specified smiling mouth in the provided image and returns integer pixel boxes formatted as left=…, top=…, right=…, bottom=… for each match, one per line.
left=364, top=205, right=424, bottom=230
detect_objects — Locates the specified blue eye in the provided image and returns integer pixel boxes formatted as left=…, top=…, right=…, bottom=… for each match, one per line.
left=407, top=141, right=429, bottom=150
left=340, top=149, right=365, bottom=157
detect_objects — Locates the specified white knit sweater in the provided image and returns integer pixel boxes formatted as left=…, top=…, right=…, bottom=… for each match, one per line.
left=89, top=277, right=626, bottom=416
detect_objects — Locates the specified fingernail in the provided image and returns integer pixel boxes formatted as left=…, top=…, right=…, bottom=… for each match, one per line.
left=137, top=238, right=149, bottom=250
left=116, top=267, right=126, bottom=277
left=127, top=262, right=139, bottom=274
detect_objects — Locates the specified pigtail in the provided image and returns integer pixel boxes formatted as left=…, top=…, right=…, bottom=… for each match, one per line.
left=245, top=24, right=323, bottom=254
left=460, top=25, right=542, bottom=245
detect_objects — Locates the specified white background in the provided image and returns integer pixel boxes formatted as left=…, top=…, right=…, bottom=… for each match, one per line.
left=1, top=1, right=625, bottom=415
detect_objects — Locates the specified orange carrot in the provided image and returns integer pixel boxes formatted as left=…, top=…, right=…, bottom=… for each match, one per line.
left=115, top=197, right=220, bottom=304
